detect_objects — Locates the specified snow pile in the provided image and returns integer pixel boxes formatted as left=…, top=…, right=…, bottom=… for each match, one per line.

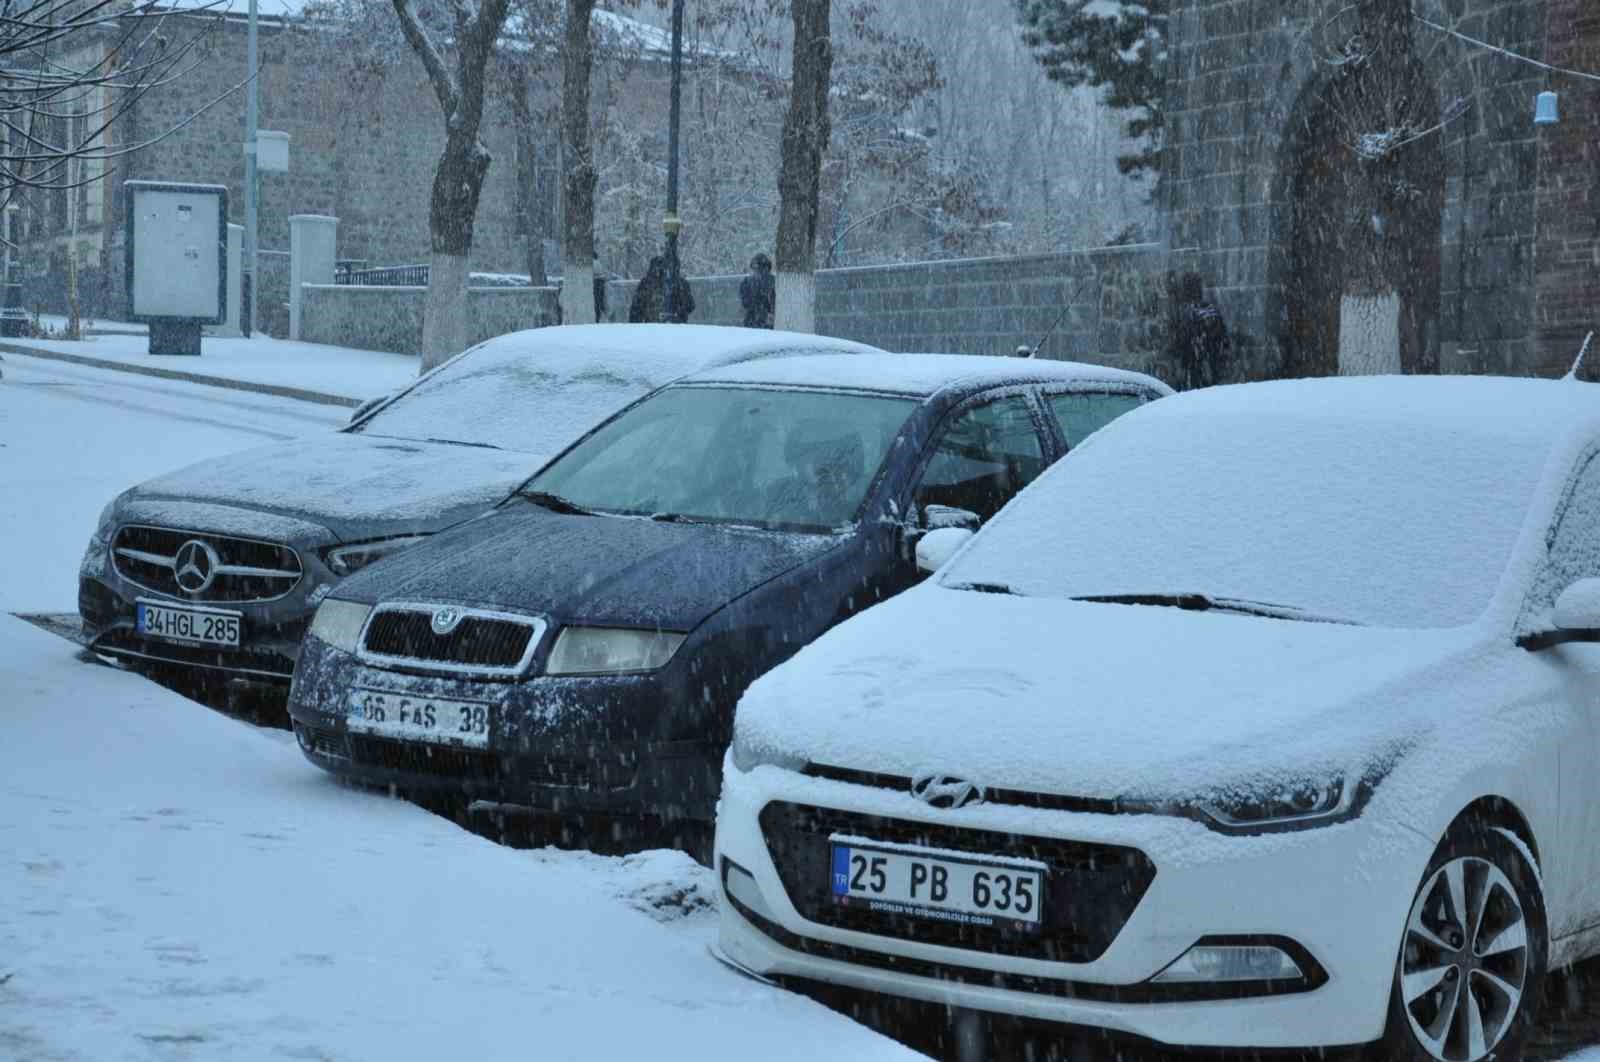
left=0, top=617, right=921, bottom=1061
left=697, top=352, right=1168, bottom=398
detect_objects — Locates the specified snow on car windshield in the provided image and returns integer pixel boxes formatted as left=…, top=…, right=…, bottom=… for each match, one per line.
left=525, top=385, right=915, bottom=532
left=943, top=399, right=1552, bottom=629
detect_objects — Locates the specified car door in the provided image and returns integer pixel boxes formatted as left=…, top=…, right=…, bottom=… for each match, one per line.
left=1038, top=386, right=1154, bottom=452
left=1520, top=447, right=1600, bottom=936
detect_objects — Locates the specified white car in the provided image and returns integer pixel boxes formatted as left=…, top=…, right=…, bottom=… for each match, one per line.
left=715, top=375, right=1600, bottom=1060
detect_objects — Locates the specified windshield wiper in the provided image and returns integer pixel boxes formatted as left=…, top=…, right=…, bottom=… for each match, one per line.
left=1071, top=592, right=1359, bottom=625
left=420, top=436, right=503, bottom=450
left=946, top=581, right=1024, bottom=596
left=516, top=490, right=595, bottom=516
left=649, top=512, right=718, bottom=525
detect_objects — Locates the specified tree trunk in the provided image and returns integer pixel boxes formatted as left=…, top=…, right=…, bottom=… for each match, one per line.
left=560, top=0, right=598, bottom=326
left=773, top=0, right=833, bottom=334
left=508, top=66, right=548, bottom=286
left=419, top=132, right=491, bottom=371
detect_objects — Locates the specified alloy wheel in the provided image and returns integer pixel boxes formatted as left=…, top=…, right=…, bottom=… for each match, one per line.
left=1401, top=855, right=1530, bottom=1061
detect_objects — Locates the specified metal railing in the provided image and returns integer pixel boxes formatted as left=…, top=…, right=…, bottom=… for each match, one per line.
left=335, top=262, right=428, bottom=287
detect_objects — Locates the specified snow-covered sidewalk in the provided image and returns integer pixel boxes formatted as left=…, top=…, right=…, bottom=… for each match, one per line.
left=0, top=330, right=418, bottom=406
left=0, top=618, right=921, bottom=1061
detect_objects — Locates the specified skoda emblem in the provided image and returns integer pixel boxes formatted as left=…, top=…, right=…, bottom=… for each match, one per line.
left=430, top=606, right=463, bottom=635
left=173, top=539, right=219, bottom=594
left=911, top=771, right=985, bottom=810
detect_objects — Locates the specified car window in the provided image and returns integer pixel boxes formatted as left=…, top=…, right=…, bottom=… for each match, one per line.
left=1521, top=450, right=1600, bottom=631
left=1046, top=391, right=1146, bottom=447
left=913, top=395, right=1047, bottom=523
left=525, top=386, right=917, bottom=531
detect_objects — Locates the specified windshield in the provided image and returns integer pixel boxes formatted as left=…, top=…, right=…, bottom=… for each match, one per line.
left=355, top=344, right=669, bottom=455
left=524, top=386, right=916, bottom=532
left=941, top=408, right=1550, bottom=628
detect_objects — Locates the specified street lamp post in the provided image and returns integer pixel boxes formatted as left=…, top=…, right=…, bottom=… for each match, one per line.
left=243, top=0, right=259, bottom=337
left=661, top=0, right=684, bottom=322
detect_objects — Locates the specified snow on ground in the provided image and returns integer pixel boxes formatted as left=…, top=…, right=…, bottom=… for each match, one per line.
left=0, top=358, right=922, bottom=1061
left=2, top=331, right=418, bottom=404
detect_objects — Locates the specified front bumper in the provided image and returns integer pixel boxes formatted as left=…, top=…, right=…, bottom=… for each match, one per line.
left=287, top=636, right=724, bottom=821
left=714, top=761, right=1432, bottom=1050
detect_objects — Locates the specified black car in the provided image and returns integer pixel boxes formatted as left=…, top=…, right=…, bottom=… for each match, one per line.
left=286, top=353, right=1169, bottom=838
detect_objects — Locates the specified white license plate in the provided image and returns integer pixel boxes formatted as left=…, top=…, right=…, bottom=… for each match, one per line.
left=348, top=688, right=490, bottom=748
left=830, top=839, right=1045, bottom=931
left=136, top=600, right=241, bottom=647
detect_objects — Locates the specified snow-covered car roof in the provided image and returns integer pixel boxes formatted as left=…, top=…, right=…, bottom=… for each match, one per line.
left=683, top=352, right=1170, bottom=397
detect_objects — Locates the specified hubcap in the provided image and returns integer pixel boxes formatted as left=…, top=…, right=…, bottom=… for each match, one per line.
left=1401, top=856, right=1529, bottom=1061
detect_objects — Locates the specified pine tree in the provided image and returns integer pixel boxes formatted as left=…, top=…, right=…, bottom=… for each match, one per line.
left=1013, top=0, right=1167, bottom=179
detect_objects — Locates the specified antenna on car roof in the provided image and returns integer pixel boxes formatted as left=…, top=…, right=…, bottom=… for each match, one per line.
left=1014, top=269, right=1099, bottom=359
left=1564, top=331, right=1594, bottom=381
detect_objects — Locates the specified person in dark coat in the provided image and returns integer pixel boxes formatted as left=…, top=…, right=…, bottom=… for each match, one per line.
left=628, top=256, right=695, bottom=324
left=739, top=253, right=775, bottom=329
left=1172, top=272, right=1230, bottom=391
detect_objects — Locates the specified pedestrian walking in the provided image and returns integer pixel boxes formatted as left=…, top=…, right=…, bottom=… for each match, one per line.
left=739, top=253, right=775, bottom=329
left=629, top=256, right=695, bottom=323
left=1172, top=272, right=1230, bottom=391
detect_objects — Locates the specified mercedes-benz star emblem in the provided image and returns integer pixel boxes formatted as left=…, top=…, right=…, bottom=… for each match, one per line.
left=173, top=539, right=219, bottom=594
left=910, top=772, right=986, bottom=810
left=430, top=606, right=463, bottom=635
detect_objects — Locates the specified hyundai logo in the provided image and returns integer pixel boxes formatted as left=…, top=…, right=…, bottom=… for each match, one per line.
left=430, top=606, right=463, bottom=636
left=173, top=539, right=219, bottom=594
left=911, top=772, right=986, bottom=810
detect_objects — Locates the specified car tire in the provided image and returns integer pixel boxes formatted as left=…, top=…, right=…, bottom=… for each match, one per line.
left=1375, top=820, right=1546, bottom=1062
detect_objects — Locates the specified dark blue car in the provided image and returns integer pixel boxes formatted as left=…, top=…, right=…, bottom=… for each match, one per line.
left=286, top=353, right=1169, bottom=839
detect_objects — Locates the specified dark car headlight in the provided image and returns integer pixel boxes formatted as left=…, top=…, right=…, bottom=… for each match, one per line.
left=321, top=535, right=431, bottom=577
left=307, top=599, right=373, bottom=653
left=1195, top=774, right=1354, bottom=831
left=545, top=627, right=686, bottom=676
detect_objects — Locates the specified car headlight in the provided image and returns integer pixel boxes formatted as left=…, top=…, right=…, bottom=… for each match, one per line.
left=322, top=534, right=431, bottom=577
left=307, top=599, right=372, bottom=654
left=96, top=497, right=118, bottom=533
left=1194, top=773, right=1356, bottom=832
left=729, top=727, right=807, bottom=774
left=544, top=626, right=686, bottom=676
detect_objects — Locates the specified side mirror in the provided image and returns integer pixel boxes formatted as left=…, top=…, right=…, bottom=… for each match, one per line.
left=924, top=504, right=981, bottom=533
left=1521, top=578, right=1600, bottom=650
left=916, top=527, right=974, bottom=575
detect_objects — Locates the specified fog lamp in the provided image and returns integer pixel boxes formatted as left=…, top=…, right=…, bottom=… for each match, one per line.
left=722, top=858, right=779, bottom=924
left=1152, top=943, right=1303, bottom=984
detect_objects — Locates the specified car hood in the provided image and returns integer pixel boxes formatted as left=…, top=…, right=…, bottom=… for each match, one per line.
left=121, top=433, right=544, bottom=543
left=334, top=503, right=848, bottom=631
left=735, top=585, right=1491, bottom=801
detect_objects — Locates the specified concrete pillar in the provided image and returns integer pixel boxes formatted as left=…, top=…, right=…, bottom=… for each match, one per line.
left=289, top=214, right=338, bottom=341
left=217, top=223, right=243, bottom=336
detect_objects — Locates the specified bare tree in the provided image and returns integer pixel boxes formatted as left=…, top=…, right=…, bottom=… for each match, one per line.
left=557, top=0, right=598, bottom=325
left=391, top=0, right=512, bottom=372
left=773, top=0, right=831, bottom=332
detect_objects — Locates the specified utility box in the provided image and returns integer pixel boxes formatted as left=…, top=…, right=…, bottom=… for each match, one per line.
left=124, top=180, right=228, bottom=355
left=256, top=130, right=290, bottom=173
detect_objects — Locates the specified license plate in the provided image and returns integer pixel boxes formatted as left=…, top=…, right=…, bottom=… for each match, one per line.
left=348, top=688, right=490, bottom=748
left=136, top=599, right=241, bottom=647
left=830, top=838, right=1045, bottom=931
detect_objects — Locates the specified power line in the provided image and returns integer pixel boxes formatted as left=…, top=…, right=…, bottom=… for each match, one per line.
left=1412, top=11, right=1600, bottom=85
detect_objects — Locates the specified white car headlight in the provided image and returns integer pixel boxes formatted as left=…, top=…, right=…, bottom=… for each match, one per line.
left=545, top=627, right=686, bottom=676
left=1195, top=773, right=1355, bottom=831
left=323, top=534, right=431, bottom=577
left=308, top=599, right=372, bottom=654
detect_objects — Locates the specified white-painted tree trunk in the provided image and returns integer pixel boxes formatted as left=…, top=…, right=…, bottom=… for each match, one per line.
left=561, top=259, right=596, bottom=325
left=419, top=252, right=470, bottom=373
left=1338, top=292, right=1401, bottom=375
left=774, top=271, right=816, bottom=334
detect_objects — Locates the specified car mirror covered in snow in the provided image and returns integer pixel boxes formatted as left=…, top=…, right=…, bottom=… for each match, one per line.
left=916, top=527, right=973, bottom=574
left=1552, top=578, right=1600, bottom=638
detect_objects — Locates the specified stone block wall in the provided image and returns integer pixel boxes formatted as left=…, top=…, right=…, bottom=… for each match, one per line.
left=310, top=246, right=1171, bottom=379
left=300, top=284, right=558, bottom=354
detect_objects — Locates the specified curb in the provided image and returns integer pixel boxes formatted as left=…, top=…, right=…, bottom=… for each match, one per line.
left=0, top=341, right=362, bottom=408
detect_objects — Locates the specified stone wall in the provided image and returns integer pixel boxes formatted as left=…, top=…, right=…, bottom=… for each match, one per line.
left=307, top=246, right=1170, bottom=377
left=300, top=284, right=559, bottom=354
left=1165, top=0, right=1550, bottom=379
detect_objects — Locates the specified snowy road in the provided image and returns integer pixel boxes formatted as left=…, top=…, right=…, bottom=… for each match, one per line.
left=0, top=360, right=922, bottom=1062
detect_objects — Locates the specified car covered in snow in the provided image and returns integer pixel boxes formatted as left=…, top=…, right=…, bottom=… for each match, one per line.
left=715, top=375, right=1600, bottom=1060
left=285, top=353, right=1169, bottom=842
left=76, top=325, right=881, bottom=694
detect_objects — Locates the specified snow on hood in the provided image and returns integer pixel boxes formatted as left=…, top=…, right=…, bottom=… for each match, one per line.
left=123, top=433, right=541, bottom=542
left=333, top=504, right=845, bottom=631
left=735, top=585, right=1485, bottom=803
